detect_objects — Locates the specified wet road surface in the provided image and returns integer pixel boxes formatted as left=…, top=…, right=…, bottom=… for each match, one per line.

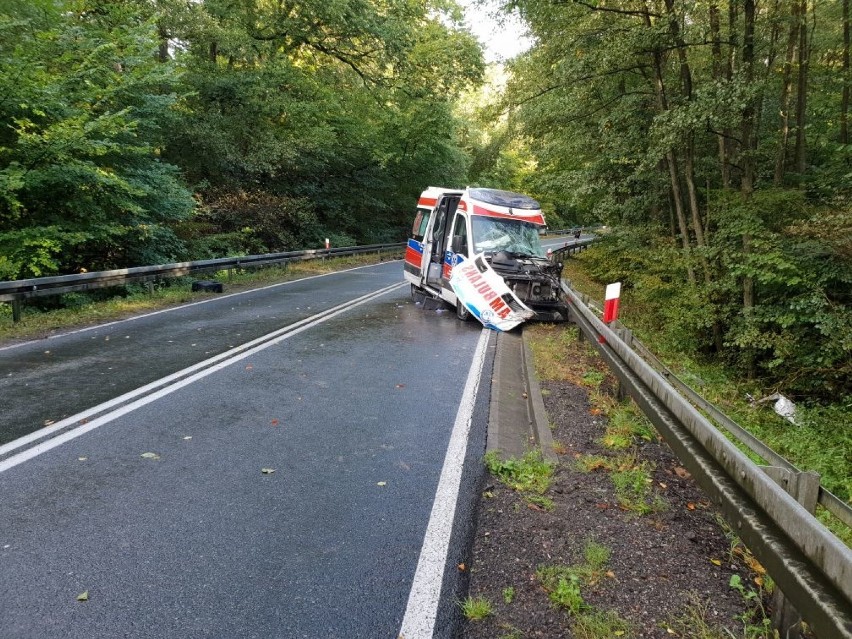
left=0, top=263, right=494, bottom=638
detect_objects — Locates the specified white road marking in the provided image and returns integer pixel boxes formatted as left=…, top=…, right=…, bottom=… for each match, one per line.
left=398, top=328, right=490, bottom=639
left=0, top=261, right=400, bottom=352
left=0, top=282, right=406, bottom=473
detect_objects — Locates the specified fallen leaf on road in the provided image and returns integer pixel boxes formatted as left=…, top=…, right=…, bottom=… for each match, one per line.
left=457, top=563, right=466, bottom=572
left=686, top=502, right=696, bottom=510
left=270, top=419, right=279, bottom=426
left=710, top=558, right=722, bottom=566
left=76, top=591, right=88, bottom=602
left=261, top=468, right=276, bottom=474
left=658, top=482, right=667, bottom=489
left=674, top=466, right=690, bottom=479
left=140, top=452, right=160, bottom=460
left=606, top=570, right=616, bottom=579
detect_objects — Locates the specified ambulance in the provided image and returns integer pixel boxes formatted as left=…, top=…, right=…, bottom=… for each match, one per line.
left=403, top=186, right=567, bottom=331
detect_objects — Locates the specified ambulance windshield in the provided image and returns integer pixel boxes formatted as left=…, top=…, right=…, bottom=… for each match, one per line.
left=471, top=217, right=546, bottom=258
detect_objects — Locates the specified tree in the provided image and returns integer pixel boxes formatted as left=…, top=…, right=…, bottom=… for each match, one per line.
left=0, top=0, right=194, bottom=278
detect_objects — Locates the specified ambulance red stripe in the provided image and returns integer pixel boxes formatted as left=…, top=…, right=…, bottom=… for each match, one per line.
left=471, top=204, right=545, bottom=226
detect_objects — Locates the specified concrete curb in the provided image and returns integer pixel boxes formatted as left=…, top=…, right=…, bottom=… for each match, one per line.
left=486, top=328, right=556, bottom=462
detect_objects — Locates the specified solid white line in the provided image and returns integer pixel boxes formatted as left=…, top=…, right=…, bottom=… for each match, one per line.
left=398, top=328, right=490, bottom=639
left=0, top=260, right=400, bottom=352
left=0, top=282, right=406, bottom=473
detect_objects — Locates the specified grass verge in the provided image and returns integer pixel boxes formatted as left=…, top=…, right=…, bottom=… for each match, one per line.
left=0, top=251, right=400, bottom=344
left=559, top=255, right=852, bottom=547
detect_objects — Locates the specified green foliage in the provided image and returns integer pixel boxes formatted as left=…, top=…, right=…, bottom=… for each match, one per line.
left=460, top=595, right=493, bottom=621
left=0, top=0, right=486, bottom=277
left=536, top=539, right=626, bottom=633
left=502, top=586, right=515, bottom=604
left=0, top=2, right=194, bottom=278
left=483, top=449, right=554, bottom=494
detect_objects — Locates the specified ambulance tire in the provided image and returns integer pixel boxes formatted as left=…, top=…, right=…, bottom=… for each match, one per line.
left=456, top=300, right=472, bottom=322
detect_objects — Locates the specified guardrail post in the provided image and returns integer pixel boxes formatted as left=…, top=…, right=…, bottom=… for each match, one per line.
left=612, top=322, right=634, bottom=400
left=761, top=467, right=821, bottom=639
left=11, top=299, right=22, bottom=323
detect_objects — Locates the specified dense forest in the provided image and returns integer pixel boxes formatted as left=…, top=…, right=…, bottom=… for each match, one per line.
left=494, top=0, right=851, bottom=398
left=0, top=0, right=850, bottom=398
left=0, top=0, right=484, bottom=276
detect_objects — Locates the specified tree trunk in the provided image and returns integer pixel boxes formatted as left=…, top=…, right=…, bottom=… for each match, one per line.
left=741, top=0, right=757, bottom=374
left=842, top=0, right=850, bottom=144
left=794, top=0, right=809, bottom=175
left=643, top=8, right=696, bottom=285
left=775, top=0, right=801, bottom=185
left=709, top=3, right=730, bottom=188
left=158, top=25, right=169, bottom=62
left=741, top=0, right=757, bottom=195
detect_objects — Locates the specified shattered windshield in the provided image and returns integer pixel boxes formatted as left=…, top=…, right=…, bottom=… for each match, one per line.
left=471, top=217, right=546, bottom=258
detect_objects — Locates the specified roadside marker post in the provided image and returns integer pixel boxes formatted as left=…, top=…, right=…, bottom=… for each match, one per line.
left=603, top=282, right=621, bottom=323
left=599, top=282, right=621, bottom=344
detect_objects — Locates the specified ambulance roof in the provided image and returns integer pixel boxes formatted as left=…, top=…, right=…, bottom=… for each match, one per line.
left=469, top=188, right=540, bottom=210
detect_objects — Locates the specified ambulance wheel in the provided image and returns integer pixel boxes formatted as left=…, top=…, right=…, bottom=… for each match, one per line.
left=456, top=300, right=472, bottom=322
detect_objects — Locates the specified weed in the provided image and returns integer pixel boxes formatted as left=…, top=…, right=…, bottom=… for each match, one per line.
left=575, top=454, right=611, bottom=473
left=601, top=404, right=656, bottom=450
left=550, top=575, right=585, bottom=613
left=729, top=575, right=775, bottom=638
left=610, top=460, right=667, bottom=515
left=581, top=370, right=606, bottom=388
left=552, top=439, right=569, bottom=455
left=527, top=495, right=555, bottom=511
left=502, top=586, right=515, bottom=604
left=460, top=595, right=493, bottom=621
left=484, top=450, right=554, bottom=494
left=664, top=592, right=732, bottom=639
left=497, top=624, right=524, bottom=639
left=583, top=540, right=611, bottom=572
left=573, top=609, right=632, bottom=639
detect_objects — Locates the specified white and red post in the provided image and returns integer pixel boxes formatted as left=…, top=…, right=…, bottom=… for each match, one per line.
left=603, top=282, right=621, bottom=323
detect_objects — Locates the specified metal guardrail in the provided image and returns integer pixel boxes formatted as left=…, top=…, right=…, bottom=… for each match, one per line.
left=561, top=281, right=852, bottom=639
left=0, top=243, right=405, bottom=321
left=549, top=237, right=594, bottom=257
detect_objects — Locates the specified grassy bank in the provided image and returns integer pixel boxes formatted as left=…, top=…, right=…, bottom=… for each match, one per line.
left=0, top=251, right=400, bottom=345
left=558, top=251, right=851, bottom=547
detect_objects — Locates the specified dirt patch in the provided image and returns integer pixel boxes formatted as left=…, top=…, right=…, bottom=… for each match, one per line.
left=460, top=327, right=769, bottom=639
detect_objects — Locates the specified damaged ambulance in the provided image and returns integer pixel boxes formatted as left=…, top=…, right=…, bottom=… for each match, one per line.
left=403, top=186, right=568, bottom=331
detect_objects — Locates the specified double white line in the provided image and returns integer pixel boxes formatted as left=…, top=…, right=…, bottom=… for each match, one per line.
left=0, top=282, right=405, bottom=474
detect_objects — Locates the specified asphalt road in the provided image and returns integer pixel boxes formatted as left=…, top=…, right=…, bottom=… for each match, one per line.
left=0, top=262, right=494, bottom=638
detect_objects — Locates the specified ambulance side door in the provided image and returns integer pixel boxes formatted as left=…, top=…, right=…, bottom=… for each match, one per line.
left=445, top=211, right=469, bottom=281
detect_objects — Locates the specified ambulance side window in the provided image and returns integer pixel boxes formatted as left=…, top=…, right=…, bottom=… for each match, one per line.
left=451, top=214, right=468, bottom=255
left=411, top=208, right=430, bottom=241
